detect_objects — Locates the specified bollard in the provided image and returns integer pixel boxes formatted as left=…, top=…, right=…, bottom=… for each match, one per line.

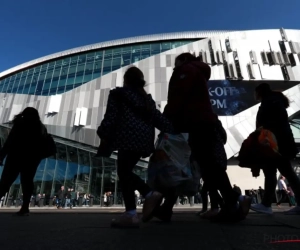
left=78, top=196, right=83, bottom=207
left=89, top=197, right=94, bottom=207
left=30, top=198, right=35, bottom=207
left=39, top=198, right=45, bottom=207
left=7, top=197, right=13, bottom=207
left=190, top=196, right=194, bottom=207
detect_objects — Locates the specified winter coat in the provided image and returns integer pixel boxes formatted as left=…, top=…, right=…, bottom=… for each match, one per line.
left=256, top=91, right=298, bottom=159
left=97, top=87, right=173, bottom=157
left=0, top=117, right=45, bottom=160
left=163, top=61, right=217, bottom=132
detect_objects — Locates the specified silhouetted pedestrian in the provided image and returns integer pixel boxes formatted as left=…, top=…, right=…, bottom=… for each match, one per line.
left=97, top=66, right=173, bottom=228
left=250, top=83, right=300, bottom=215
left=0, top=107, right=48, bottom=216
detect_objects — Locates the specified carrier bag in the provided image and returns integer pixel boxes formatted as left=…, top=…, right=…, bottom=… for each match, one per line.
left=148, top=133, right=197, bottom=195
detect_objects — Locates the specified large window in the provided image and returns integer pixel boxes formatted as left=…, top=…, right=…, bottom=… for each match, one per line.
left=0, top=40, right=197, bottom=96
left=0, top=125, right=150, bottom=207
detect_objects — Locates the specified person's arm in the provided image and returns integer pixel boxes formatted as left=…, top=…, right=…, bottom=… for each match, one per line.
left=152, top=107, right=174, bottom=133
left=97, top=90, right=120, bottom=141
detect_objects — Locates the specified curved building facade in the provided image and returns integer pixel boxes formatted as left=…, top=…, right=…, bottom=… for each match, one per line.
left=1, top=28, right=300, bottom=205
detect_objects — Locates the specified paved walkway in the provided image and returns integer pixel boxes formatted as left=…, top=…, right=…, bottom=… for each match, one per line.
left=0, top=209, right=299, bottom=250
left=0, top=204, right=292, bottom=213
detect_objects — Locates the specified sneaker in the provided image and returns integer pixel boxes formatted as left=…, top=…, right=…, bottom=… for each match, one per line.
left=196, top=209, right=207, bottom=216
left=285, top=206, right=300, bottom=215
left=111, top=213, right=140, bottom=228
left=142, top=191, right=163, bottom=222
left=238, top=196, right=252, bottom=219
left=200, top=209, right=219, bottom=219
left=250, top=203, right=273, bottom=215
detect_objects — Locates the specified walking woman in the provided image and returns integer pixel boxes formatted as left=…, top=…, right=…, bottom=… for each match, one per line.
left=0, top=107, right=46, bottom=216
left=250, top=83, right=300, bottom=215
left=150, top=53, right=251, bottom=223
left=97, top=66, right=173, bottom=228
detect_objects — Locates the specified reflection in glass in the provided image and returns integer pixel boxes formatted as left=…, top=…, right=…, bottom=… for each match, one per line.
left=42, top=158, right=56, bottom=197
left=77, top=149, right=91, bottom=194
left=33, top=159, right=46, bottom=195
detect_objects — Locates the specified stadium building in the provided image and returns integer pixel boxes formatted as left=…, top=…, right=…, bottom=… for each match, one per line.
left=1, top=28, right=300, bottom=205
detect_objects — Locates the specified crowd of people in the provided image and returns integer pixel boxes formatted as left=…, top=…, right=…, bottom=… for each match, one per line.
left=0, top=52, right=299, bottom=228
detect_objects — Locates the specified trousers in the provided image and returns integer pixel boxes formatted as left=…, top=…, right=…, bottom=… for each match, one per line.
left=0, top=154, right=41, bottom=211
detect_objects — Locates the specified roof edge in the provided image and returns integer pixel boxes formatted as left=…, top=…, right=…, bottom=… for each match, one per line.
left=0, top=30, right=234, bottom=79
left=2, top=29, right=296, bottom=79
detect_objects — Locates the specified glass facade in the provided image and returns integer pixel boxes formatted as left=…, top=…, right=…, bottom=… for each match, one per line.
left=0, top=40, right=196, bottom=96
left=0, top=126, right=147, bottom=206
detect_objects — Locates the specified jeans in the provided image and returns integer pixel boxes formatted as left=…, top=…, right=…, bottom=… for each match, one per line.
left=262, top=157, right=300, bottom=207
left=65, top=199, right=71, bottom=207
left=117, top=150, right=151, bottom=211
left=0, top=155, right=41, bottom=211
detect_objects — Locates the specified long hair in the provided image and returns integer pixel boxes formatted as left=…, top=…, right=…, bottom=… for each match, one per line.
left=275, top=91, right=290, bottom=109
left=124, top=66, right=151, bottom=112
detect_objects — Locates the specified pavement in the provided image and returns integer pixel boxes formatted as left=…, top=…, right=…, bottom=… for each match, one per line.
left=1, top=206, right=300, bottom=250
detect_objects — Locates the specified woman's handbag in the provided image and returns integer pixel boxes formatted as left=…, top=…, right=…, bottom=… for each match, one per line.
left=95, top=138, right=115, bottom=158
left=40, top=133, right=57, bottom=159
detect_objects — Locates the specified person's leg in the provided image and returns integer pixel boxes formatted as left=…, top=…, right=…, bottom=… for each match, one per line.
left=261, top=167, right=277, bottom=207
left=277, top=190, right=286, bottom=206
left=117, top=150, right=151, bottom=212
left=206, top=168, right=239, bottom=210
left=200, top=184, right=208, bottom=211
left=0, top=158, right=20, bottom=199
left=250, top=166, right=276, bottom=214
left=209, top=189, right=221, bottom=210
left=277, top=157, right=300, bottom=205
left=19, top=158, right=41, bottom=213
left=152, top=187, right=178, bottom=222
left=189, top=131, right=239, bottom=212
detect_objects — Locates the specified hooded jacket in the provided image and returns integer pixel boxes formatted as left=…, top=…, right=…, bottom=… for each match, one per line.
left=97, top=87, right=173, bottom=157
left=163, top=61, right=217, bottom=132
left=256, top=91, right=298, bottom=159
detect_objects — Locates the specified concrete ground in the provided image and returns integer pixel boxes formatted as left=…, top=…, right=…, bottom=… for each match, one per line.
left=0, top=206, right=300, bottom=250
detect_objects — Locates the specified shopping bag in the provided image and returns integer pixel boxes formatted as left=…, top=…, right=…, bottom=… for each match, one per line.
left=238, top=127, right=280, bottom=170
left=147, top=133, right=194, bottom=193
